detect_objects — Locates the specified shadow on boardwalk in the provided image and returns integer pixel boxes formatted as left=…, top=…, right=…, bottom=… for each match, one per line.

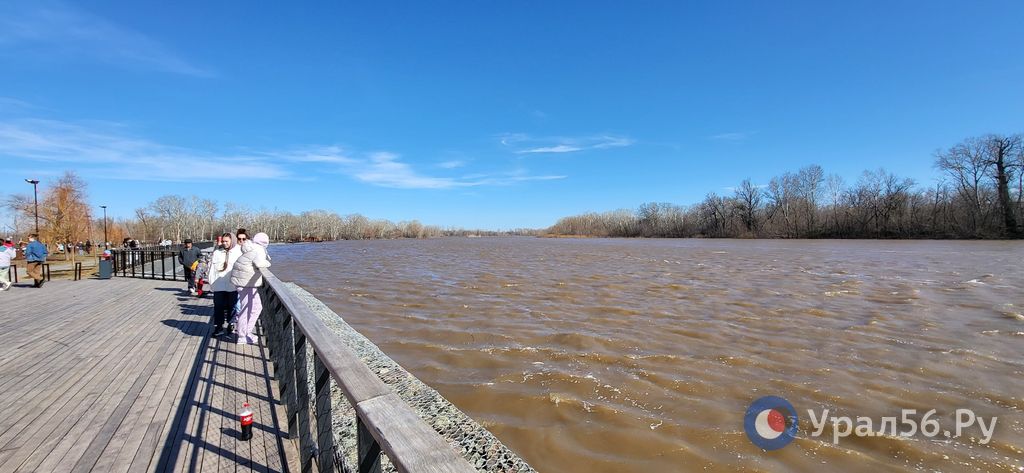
left=152, top=292, right=293, bottom=473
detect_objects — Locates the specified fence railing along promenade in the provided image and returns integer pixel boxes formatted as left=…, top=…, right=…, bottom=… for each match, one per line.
left=109, top=242, right=215, bottom=280
left=257, top=268, right=476, bottom=473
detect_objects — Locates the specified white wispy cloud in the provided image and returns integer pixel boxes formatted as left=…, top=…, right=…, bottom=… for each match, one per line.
left=351, top=152, right=565, bottom=189
left=437, top=160, right=466, bottom=169
left=499, top=133, right=635, bottom=154
left=709, top=131, right=755, bottom=141
left=0, top=119, right=287, bottom=180
left=0, top=97, right=36, bottom=110
left=0, top=1, right=213, bottom=77
left=0, top=117, right=565, bottom=188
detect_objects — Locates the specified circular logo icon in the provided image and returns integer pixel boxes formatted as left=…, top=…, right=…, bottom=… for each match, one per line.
left=744, top=396, right=799, bottom=450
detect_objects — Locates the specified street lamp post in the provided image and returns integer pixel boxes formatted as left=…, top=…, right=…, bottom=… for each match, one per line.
left=25, top=179, right=40, bottom=234
left=100, top=205, right=108, bottom=249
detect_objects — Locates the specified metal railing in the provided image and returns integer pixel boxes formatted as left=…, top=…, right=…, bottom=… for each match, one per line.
left=110, top=242, right=214, bottom=281
left=110, top=250, right=184, bottom=280
left=257, top=268, right=476, bottom=473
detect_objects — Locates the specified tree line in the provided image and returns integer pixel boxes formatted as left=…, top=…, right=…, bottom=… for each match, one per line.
left=547, top=133, right=1024, bottom=239
left=4, top=173, right=529, bottom=247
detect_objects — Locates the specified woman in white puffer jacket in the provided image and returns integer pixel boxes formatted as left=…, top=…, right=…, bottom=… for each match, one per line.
left=230, top=232, right=271, bottom=345
left=208, top=232, right=242, bottom=337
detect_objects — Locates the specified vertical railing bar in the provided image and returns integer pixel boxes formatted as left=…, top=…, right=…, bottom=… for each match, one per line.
left=357, top=417, right=382, bottom=473
left=314, top=354, right=336, bottom=473
left=294, top=333, right=316, bottom=472
left=279, top=302, right=299, bottom=438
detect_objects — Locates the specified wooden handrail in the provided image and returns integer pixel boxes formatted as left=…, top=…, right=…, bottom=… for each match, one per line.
left=259, top=268, right=476, bottom=473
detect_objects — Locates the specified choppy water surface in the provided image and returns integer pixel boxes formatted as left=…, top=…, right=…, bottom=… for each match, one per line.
left=272, top=238, right=1024, bottom=472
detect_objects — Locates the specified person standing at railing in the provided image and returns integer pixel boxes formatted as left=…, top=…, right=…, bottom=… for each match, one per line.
left=0, top=238, right=15, bottom=291
left=208, top=232, right=242, bottom=337
left=178, top=238, right=201, bottom=296
left=230, top=232, right=271, bottom=345
left=25, top=234, right=48, bottom=288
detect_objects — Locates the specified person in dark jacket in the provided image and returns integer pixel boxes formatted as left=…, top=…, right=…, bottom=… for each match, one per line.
left=177, top=238, right=201, bottom=295
left=25, top=234, right=48, bottom=288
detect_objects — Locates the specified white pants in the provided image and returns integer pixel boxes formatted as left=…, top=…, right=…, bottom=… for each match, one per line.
left=235, top=287, right=263, bottom=342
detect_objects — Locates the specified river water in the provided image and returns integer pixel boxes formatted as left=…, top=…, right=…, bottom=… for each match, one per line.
left=271, top=238, right=1023, bottom=472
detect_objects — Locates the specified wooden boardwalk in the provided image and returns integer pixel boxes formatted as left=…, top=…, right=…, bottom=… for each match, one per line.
left=0, top=278, right=298, bottom=473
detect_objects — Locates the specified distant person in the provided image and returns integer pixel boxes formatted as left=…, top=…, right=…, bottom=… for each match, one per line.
left=231, top=232, right=271, bottom=345
left=208, top=233, right=242, bottom=337
left=0, top=238, right=15, bottom=291
left=177, top=238, right=201, bottom=295
left=25, top=234, right=48, bottom=288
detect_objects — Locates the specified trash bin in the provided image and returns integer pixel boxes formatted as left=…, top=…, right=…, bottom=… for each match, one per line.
left=99, top=259, right=113, bottom=279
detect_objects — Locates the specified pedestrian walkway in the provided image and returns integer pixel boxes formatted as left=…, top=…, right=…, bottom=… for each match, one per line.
left=0, top=278, right=297, bottom=472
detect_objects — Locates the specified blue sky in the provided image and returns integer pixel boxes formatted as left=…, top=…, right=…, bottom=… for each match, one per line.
left=1, top=1, right=1022, bottom=229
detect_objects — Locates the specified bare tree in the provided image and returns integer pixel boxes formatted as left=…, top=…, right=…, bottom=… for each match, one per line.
left=733, top=179, right=763, bottom=234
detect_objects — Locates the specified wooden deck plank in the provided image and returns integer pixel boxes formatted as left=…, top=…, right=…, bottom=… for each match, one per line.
left=168, top=317, right=218, bottom=473
left=128, top=318, right=208, bottom=473
left=0, top=293, right=153, bottom=440
left=198, top=336, right=226, bottom=473
left=247, top=342, right=268, bottom=473
left=216, top=336, right=238, bottom=473
left=1, top=288, right=170, bottom=471
left=14, top=292, right=174, bottom=472
left=0, top=279, right=294, bottom=473
left=56, top=289, right=189, bottom=471
left=218, top=339, right=237, bottom=473
left=0, top=281, right=140, bottom=389
left=246, top=335, right=276, bottom=473
left=96, top=310, right=207, bottom=472
left=148, top=320, right=210, bottom=473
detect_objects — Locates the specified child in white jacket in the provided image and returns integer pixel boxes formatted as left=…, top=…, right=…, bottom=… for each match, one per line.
left=230, top=232, right=271, bottom=344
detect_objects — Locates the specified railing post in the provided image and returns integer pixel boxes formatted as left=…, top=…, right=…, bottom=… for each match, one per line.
left=313, top=354, right=337, bottom=473
left=294, top=333, right=317, bottom=472
left=161, top=251, right=167, bottom=280
left=10, top=264, right=17, bottom=283
left=274, top=294, right=300, bottom=439
left=357, top=417, right=382, bottom=473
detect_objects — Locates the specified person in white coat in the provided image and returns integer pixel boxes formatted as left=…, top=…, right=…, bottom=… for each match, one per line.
left=208, top=232, right=243, bottom=337
left=0, top=239, right=16, bottom=291
left=230, top=232, right=271, bottom=345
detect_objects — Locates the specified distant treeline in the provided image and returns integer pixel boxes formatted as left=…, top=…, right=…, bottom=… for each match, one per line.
left=5, top=176, right=534, bottom=245
left=547, top=134, right=1024, bottom=239
left=127, top=197, right=535, bottom=243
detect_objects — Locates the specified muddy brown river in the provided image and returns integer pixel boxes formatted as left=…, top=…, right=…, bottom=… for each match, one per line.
left=272, top=238, right=1023, bottom=472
